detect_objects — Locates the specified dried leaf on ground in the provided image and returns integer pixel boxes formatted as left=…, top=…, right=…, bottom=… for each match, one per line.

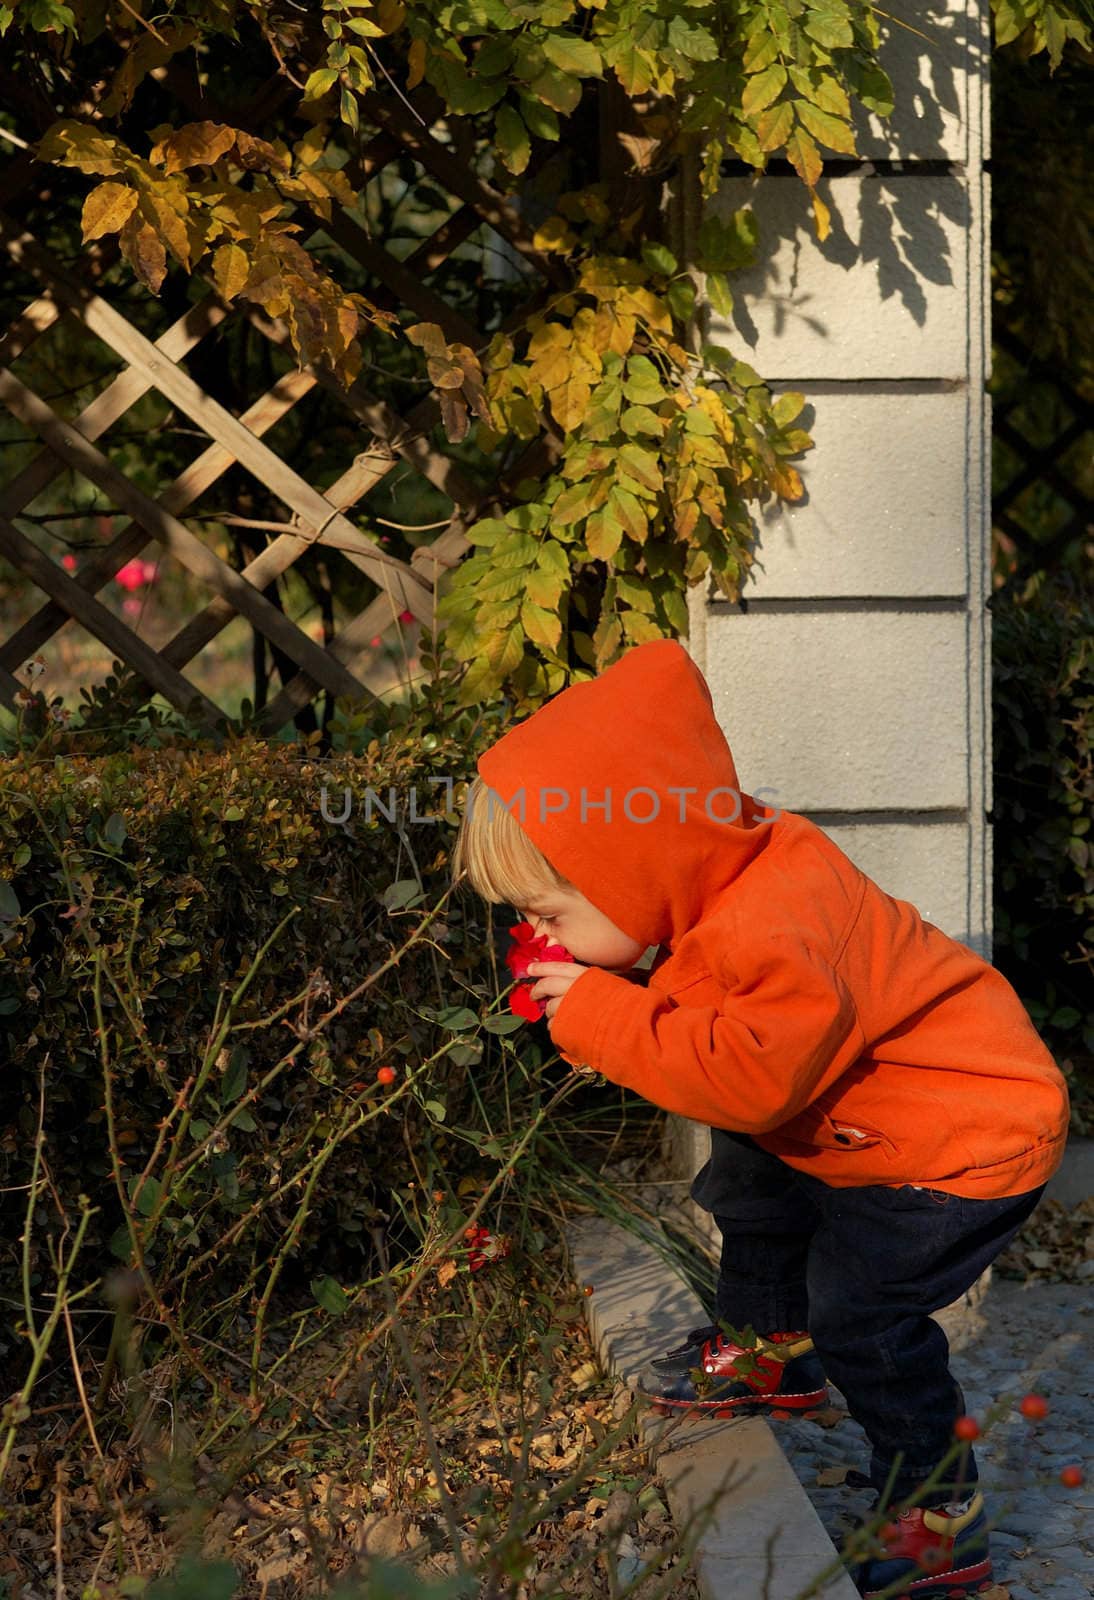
left=996, top=1197, right=1094, bottom=1282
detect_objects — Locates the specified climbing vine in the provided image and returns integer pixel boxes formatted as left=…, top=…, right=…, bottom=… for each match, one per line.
left=1, top=0, right=1090, bottom=705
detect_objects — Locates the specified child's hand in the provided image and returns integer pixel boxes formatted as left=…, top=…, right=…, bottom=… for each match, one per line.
left=525, top=960, right=589, bottom=1021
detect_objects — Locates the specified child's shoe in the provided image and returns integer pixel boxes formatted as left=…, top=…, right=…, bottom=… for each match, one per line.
left=849, top=1492, right=993, bottom=1598
left=638, top=1327, right=828, bottom=1415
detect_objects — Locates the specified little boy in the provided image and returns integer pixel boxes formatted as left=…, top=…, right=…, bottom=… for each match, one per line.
left=452, top=639, right=1068, bottom=1599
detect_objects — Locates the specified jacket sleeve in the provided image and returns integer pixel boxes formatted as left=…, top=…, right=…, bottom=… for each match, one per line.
left=548, top=935, right=863, bottom=1134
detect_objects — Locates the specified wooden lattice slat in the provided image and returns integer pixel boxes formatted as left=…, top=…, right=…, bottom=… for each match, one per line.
left=0, top=365, right=374, bottom=701
left=0, top=90, right=568, bottom=729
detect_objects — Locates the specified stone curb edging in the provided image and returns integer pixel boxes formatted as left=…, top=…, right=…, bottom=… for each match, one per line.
left=567, top=1217, right=860, bottom=1600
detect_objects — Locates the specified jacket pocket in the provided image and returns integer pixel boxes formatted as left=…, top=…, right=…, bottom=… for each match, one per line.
left=812, top=1112, right=885, bottom=1151
left=775, top=1106, right=888, bottom=1153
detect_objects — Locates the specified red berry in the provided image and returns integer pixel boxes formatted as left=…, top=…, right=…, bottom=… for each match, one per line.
left=583, top=1284, right=594, bottom=1296
left=1059, top=1465, right=1084, bottom=1488
left=376, top=1065, right=396, bottom=1085
left=1019, top=1393, right=1049, bottom=1420
left=953, top=1415, right=980, bottom=1441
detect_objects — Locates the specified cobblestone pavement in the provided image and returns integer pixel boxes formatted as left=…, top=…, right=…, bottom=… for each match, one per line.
left=774, top=1278, right=1094, bottom=1598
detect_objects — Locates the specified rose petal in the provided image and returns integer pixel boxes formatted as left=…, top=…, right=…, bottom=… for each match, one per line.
left=510, top=983, right=544, bottom=1021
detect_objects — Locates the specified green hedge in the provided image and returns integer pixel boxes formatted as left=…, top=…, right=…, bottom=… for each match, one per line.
left=991, top=572, right=1094, bottom=1128
left=0, top=722, right=544, bottom=1359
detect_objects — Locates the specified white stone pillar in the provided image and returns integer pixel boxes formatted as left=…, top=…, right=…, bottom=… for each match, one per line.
left=676, top=0, right=992, bottom=1215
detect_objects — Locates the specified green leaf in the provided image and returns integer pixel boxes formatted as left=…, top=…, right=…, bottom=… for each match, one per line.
left=684, top=407, right=717, bottom=436
left=303, top=67, right=339, bottom=100
left=0, top=879, right=21, bottom=921
left=641, top=242, right=678, bottom=276
left=103, top=810, right=127, bottom=850
left=795, top=100, right=857, bottom=155
left=667, top=15, right=718, bottom=60
left=705, top=271, right=734, bottom=317
left=618, top=443, right=663, bottom=494
left=109, top=1225, right=132, bottom=1262
left=803, top=13, right=854, bottom=49
left=312, top=1276, right=349, bottom=1315
left=851, top=60, right=894, bottom=117
left=446, top=1041, right=482, bottom=1068
left=743, top=31, right=781, bottom=74
left=622, top=356, right=664, bottom=406
left=435, top=1004, right=480, bottom=1031
left=541, top=33, right=603, bottom=77
left=553, top=479, right=602, bottom=525
left=131, top=1176, right=162, bottom=1219
left=494, top=104, right=531, bottom=175
left=788, top=66, right=851, bottom=119
left=666, top=277, right=697, bottom=322
left=340, top=86, right=360, bottom=132
left=423, top=1099, right=447, bottom=1122
left=482, top=1013, right=525, bottom=1034
left=221, top=1047, right=248, bottom=1102
left=585, top=510, right=624, bottom=561
left=518, top=93, right=560, bottom=140
left=741, top=63, right=787, bottom=117
left=772, top=391, right=806, bottom=427
left=466, top=518, right=510, bottom=547
left=521, top=598, right=563, bottom=651
left=381, top=879, right=424, bottom=911
left=529, top=64, right=583, bottom=114
left=607, top=486, right=648, bottom=542
left=756, top=98, right=794, bottom=153
left=620, top=405, right=663, bottom=437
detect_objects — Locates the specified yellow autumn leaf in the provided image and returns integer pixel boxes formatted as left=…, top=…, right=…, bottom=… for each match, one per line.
left=550, top=376, right=593, bottom=433
left=212, top=241, right=251, bottom=301
left=154, top=121, right=236, bottom=175
left=811, top=190, right=831, bottom=242
left=81, top=181, right=139, bottom=242
left=532, top=215, right=579, bottom=253
left=616, top=286, right=673, bottom=334
left=407, top=36, right=428, bottom=89
left=592, top=304, right=637, bottom=356
left=786, top=125, right=822, bottom=190
left=771, top=463, right=804, bottom=500
left=119, top=215, right=168, bottom=293
left=139, top=185, right=192, bottom=269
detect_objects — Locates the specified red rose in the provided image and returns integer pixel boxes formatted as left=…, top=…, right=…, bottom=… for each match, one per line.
left=505, top=922, right=574, bottom=1021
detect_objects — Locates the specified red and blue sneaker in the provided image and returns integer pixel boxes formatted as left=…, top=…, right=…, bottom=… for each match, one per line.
left=848, top=1492, right=994, bottom=1598
left=638, top=1325, right=828, bottom=1415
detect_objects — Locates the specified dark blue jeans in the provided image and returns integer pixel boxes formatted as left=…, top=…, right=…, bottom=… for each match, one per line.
left=691, top=1129, right=1044, bottom=1506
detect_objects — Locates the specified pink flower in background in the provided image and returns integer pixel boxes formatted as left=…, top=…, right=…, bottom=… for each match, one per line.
left=61, top=554, right=78, bottom=572
left=114, top=559, right=158, bottom=592
left=122, top=597, right=143, bottom=618
left=370, top=635, right=383, bottom=648
left=399, top=609, right=414, bottom=624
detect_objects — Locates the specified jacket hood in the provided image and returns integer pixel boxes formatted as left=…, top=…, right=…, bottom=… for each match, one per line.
left=476, top=639, right=778, bottom=949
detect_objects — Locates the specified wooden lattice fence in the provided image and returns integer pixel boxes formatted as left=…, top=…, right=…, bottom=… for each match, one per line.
left=991, top=320, right=1094, bottom=591
left=0, top=87, right=593, bottom=734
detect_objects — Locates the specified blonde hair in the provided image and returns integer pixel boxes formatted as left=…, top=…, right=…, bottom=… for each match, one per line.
left=451, top=775, right=572, bottom=907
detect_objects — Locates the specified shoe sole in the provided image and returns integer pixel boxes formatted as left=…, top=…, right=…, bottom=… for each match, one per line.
left=647, top=1385, right=829, bottom=1418
left=860, top=1556, right=993, bottom=1598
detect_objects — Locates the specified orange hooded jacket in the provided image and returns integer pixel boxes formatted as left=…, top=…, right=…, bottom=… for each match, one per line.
left=477, top=639, right=1068, bottom=1199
